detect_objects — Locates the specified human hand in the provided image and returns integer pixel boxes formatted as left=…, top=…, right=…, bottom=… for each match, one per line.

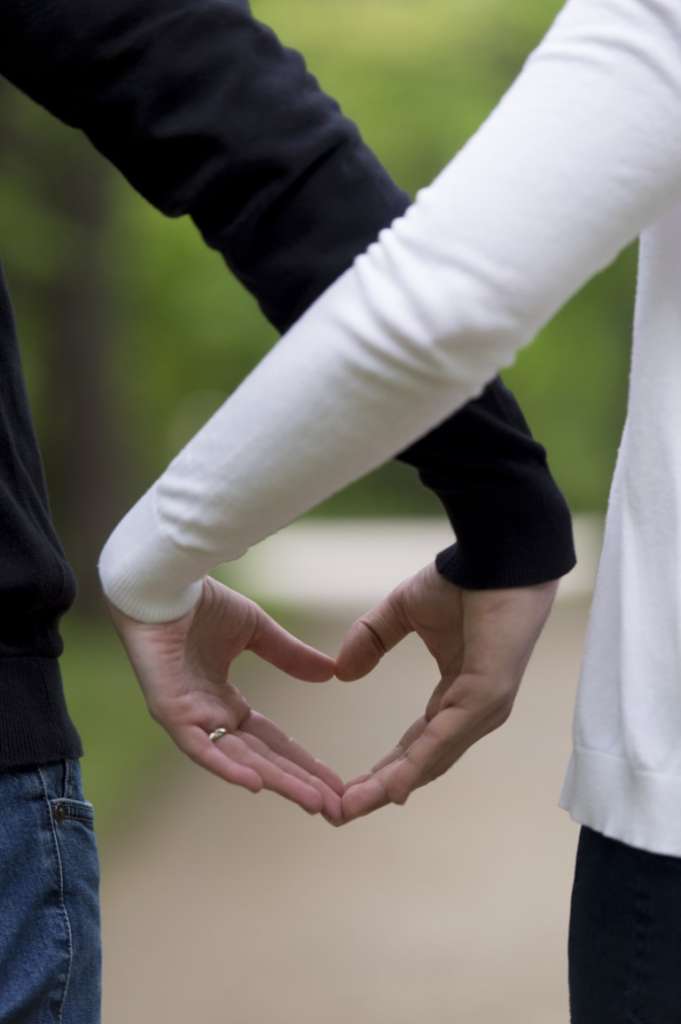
left=335, top=561, right=559, bottom=822
left=104, top=575, right=344, bottom=821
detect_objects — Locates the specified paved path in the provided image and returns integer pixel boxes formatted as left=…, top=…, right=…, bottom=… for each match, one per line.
left=99, top=595, right=591, bottom=1023
left=220, top=514, right=603, bottom=612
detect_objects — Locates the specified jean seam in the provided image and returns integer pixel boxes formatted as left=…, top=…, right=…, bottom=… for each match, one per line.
left=63, top=759, right=71, bottom=801
left=37, top=766, right=73, bottom=1024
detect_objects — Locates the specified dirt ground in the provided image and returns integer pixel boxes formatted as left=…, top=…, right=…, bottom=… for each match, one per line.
left=98, top=596, right=590, bottom=1023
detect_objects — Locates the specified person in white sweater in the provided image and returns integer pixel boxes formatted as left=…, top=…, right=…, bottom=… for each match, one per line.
left=99, top=0, right=681, bottom=1016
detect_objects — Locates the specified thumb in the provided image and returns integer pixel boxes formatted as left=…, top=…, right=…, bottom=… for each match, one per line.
left=248, top=608, right=335, bottom=683
left=335, top=591, right=411, bottom=682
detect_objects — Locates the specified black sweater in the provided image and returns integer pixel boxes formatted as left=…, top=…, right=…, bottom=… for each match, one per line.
left=0, top=0, right=575, bottom=770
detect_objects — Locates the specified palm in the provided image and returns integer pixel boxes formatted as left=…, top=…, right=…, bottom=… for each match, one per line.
left=106, top=575, right=345, bottom=821
left=336, top=561, right=558, bottom=821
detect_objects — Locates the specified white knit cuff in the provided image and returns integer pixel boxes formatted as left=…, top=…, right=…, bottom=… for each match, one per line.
left=97, top=485, right=205, bottom=623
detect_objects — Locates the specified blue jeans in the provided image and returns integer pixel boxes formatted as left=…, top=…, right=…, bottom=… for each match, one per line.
left=0, top=758, right=102, bottom=1023
left=569, top=823, right=681, bottom=1022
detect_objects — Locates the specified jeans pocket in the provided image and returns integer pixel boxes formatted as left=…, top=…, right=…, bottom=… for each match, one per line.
left=50, top=796, right=95, bottom=830
left=42, top=758, right=96, bottom=830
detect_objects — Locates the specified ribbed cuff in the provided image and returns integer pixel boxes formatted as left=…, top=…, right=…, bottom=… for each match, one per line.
left=97, top=486, right=205, bottom=623
left=434, top=474, right=577, bottom=589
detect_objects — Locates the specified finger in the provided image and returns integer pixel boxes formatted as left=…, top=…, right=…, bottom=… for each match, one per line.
left=341, top=716, right=429, bottom=816
left=248, top=609, right=335, bottom=683
left=342, top=705, right=481, bottom=819
left=343, top=771, right=374, bottom=788
left=342, top=774, right=392, bottom=821
left=384, top=671, right=517, bottom=804
left=322, top=811, right=346, bottom=828
left=245, top=712, right=345, bottom=794
left=242, top=739, right=342, bottom=823
left=425, top=676, right=455, bottom=721
left=217, top=733, right=325, bottom=814
left=239, top=732, right=343, bottom=823
left=174, top=724, right=263, bottom=793
left=378, top=704, right=485, bottom=805
left=369, top=716, right=428, bottom=773
left=367, top=746, right=404, bottom=776
left=335, top=591, right=411, bottom=682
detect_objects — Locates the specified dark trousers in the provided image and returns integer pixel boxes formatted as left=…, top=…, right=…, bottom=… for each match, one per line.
left=569, top=824, right=681, bottom=1022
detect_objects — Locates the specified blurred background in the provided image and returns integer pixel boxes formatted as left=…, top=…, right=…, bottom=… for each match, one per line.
left=0, top=0, right=633, bottom=1019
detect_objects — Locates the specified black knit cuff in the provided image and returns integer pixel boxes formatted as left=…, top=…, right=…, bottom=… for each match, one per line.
left=433, top=472, right=576, bottom=589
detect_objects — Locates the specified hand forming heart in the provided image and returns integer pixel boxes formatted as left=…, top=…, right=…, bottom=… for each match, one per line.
left=335, top=561, right=558, bottom=822
left=105, top=563, right=558, bottom=827
left=105, top=575, right=345, bottom=824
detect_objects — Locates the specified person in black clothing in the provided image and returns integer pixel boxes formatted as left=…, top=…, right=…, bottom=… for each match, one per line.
left=0, top=0, right=574, bottom=1017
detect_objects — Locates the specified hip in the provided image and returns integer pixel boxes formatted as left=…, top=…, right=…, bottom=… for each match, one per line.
left=0, top=757, right=101, bottom=1023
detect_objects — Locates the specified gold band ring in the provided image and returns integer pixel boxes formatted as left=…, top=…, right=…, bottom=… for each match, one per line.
left=208, top=727, right=228, bottom=743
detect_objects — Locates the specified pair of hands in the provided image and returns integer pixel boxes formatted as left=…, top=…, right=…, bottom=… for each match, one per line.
left=105, top=563, right=558, bottom=826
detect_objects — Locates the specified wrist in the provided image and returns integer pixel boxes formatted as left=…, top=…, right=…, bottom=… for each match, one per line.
left=434, top=479, right=576, bottom=589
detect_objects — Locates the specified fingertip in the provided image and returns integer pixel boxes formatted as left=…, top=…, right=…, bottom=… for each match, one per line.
left=319, top=653, right=338, bottom=676
left=340, top=800, right=363, bottom=823
left=322, top=811, right=345, bottom=828
left=341, top=786, right=370, bottom=821
left=336, top=656, right=382, bottom=683
left=301, top=654, right=337, bottom=684
left=254, top=615, right=338, bottom=681
left=334, top=649, right=375, bottom=683
left=229, top=773, right=262, bottom=794
left=334, top=626, right=381, bottom=682
left=325, top=772, right=347, bottom=796
left=323, top=792, right=344, bottom=824
left=245, top=771, right=264, bottom=794
left=310, top=775, right=343, bottom=817
left=334, top=667, right=362, bottom=683
left=307, top=756, right=344, bottom=795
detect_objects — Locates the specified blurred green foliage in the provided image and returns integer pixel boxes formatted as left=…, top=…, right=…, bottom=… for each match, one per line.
left=4, top=0, right=634, bottom=526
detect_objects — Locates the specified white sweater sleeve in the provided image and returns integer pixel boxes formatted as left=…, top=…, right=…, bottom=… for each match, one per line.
left=98, top=0, right=681, bottom=622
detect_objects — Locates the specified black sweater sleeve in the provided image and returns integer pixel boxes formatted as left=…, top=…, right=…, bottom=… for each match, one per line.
left=0, top=0, right=576, bottom=588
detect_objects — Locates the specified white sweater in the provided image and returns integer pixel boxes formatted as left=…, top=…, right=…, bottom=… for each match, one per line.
left=98, top=0, right=681, bottom=855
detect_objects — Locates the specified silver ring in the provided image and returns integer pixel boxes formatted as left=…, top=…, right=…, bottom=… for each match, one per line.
left=208, top=727, right=228, bottom=743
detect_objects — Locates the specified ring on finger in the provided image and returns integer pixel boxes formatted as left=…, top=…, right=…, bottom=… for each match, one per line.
left=208, top=727, right=228, bottom=743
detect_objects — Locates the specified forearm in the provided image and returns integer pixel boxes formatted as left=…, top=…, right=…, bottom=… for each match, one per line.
left=98, top=0, right=681, bottom=621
